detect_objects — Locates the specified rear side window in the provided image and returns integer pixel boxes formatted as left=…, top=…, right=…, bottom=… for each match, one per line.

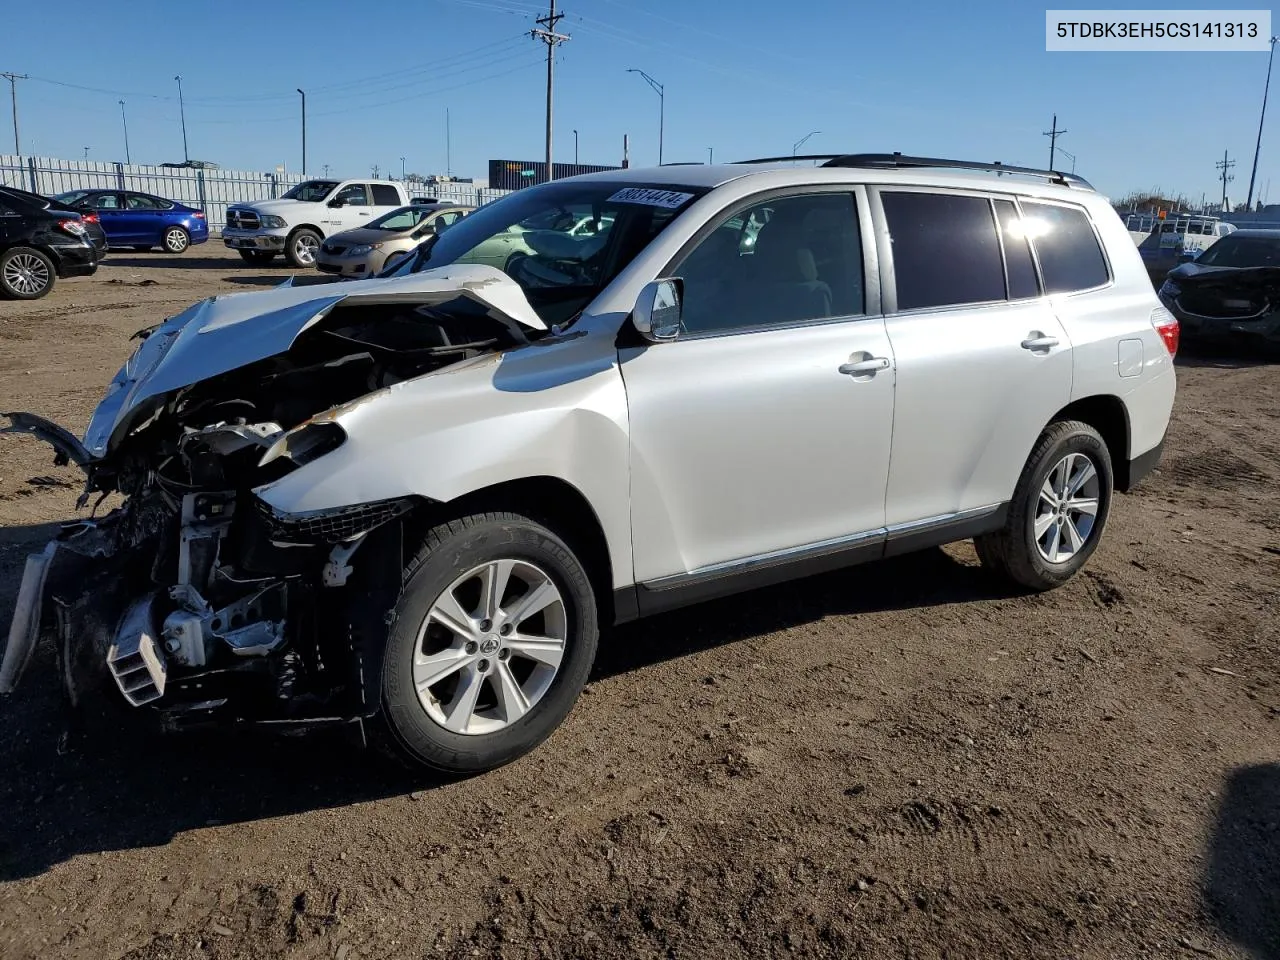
left=882, top=192, right=1004, bottom=310
left=371, top=184, right=400, bottom=205
left=993, top=199, right=1039, bottom=299
left=1021, top=201, right=1108, bottom=293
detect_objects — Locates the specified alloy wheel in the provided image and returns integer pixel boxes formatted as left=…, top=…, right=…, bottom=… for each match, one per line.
left=2, top=253, right=51, bottom=296
left=164, top=228, right=189, bottom=253
left=413, top=559, right=567, bottom=735
left=1034, top=452, right=1101, bottom=563
left=293, top=233, right=319, bottom=264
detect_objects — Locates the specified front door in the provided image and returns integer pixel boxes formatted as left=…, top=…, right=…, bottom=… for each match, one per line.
left=621, top=190, right=895, bottom=589
left=872, top=189, right=1075, bottom=528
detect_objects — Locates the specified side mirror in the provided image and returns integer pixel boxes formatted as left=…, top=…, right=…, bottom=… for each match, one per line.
left=328, top=197, right=346, bottom=208
left=633, top=278, right=683, bottom=342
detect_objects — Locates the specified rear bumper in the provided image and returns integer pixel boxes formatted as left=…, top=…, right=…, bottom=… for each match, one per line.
left=49, top=243, right=99, bottom=278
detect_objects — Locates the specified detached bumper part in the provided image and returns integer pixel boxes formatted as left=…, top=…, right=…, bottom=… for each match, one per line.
left=0, top=543, right=57, bottom=695
left=107, top=595, right=167, bottom=706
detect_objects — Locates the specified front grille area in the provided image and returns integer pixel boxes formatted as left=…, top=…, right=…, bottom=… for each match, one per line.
left=321, top=243, right=346, bottom=255
left=255, top=497, right=412, bottom=545
left=227, top=209, right=261, bottom=230
left=1176, top=290, right=1268, bottom=319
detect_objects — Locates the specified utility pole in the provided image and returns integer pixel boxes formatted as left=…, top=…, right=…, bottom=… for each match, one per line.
left=1043, top=113, right=1066, bottom=170
left=400, top=156, right=405, bottom=180
left=323, top=164, right=330, bottom=177
left=531, top=0, right=569, bottom=183
left=1216, top=150, right=1236, bottom=211
left=296, top=89, right=306, bottom=175
left=446, top=107, right=452, bottom=176
left=118, top=99, right=130, bottom=165
left=1246, top=36, right=1279, bottom=210
left=371, top=164, right=380, bottom=179
left=627, top=69, right=664, bottom=164
left=1, top=72, right=28, bottom=155
left=82, top=146, right=89, bottom=159
left=174, top=75, right=189, bottom=163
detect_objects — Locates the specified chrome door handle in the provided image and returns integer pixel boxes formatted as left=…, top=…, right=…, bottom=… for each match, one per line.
left=838, top=356, right=891, bottom=375
left=1020, top=335, right=1060, bottom=351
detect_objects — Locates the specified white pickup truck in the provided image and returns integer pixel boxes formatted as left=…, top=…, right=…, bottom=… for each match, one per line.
left=223, top=178, right=410, bottom=267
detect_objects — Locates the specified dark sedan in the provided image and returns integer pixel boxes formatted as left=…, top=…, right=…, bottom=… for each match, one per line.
left=0, top=186, right=99, bottom=299
left=1158, top=229, right=1280, bottom=353
left=53, top=189, right=209, bottom=253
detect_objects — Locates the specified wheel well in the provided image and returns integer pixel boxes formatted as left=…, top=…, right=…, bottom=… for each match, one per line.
left=409, top=476, right=617, bottom=624
left=288, top=225, right=322, bottom=240
left=1051, top=395, right=1133, bottom=489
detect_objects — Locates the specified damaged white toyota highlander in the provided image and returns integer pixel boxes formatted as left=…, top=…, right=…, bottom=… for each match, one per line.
left=0, top=155, right=1176, bottom=773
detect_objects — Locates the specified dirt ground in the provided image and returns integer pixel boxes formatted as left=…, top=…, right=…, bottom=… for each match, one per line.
left=0, top=247, right=1277, bottom=960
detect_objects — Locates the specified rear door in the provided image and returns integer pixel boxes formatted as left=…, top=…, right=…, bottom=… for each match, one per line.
left=88, top=192, right=128, bottom=243
left=871, top=188, right=1073, bottom=531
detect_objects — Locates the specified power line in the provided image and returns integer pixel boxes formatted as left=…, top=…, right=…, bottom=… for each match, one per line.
left=1, top=72, right=28, bottom=155
left=531, top=0, right=570, bottom=181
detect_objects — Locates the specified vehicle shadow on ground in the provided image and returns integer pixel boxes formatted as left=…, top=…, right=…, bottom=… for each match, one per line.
left=103, top=255, right=287, bottom=272
left=223, top=275, right=296, bottom=288
left=1176, top=342, right=1277, bottom=369
left=1204, top=764, right=1280, bottom=960
left=0, top=522, right=1012, bottom=881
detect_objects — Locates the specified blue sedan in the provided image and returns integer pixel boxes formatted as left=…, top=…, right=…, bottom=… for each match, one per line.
left=53, top=190, right=209, bottom=253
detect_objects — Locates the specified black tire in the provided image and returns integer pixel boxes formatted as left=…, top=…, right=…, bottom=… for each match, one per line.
left=975, top=420, right=1113, bottom=591
left=0, top=246, right=56, bottom=300
left=372, top=511, right=599, bottom=774
left=237, top=249, right=278, bottom=265
left=162, top=226, right=190, bottom=254
left=285, top=228, right=322, bottom=268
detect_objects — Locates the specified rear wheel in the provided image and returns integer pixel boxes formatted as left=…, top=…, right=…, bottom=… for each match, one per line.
left=0, top=247, right=55, bottom=300
left=975, top=420, right=1113, bottom=591
left=238, top=249, right=277, bottom=265
left=285, top=228, right=321, bottom=268
left=162, top=226, right=190, bottom=253
left=373, top=511, right=598, bottom=774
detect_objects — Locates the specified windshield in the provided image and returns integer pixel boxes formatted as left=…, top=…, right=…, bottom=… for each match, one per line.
left=382, top=181, right=706, bottom=326
left=280, top=179, right=339, bottom=202
left=1196, top=236, right=1280, bottom=268
left=368, top=206, right=434, bottom=231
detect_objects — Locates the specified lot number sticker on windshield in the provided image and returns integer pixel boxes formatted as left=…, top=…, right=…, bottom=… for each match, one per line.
left=608, top=188, right=694, bottom=209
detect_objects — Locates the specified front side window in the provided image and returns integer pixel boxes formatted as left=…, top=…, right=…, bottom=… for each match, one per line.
left=282, top=179, right=339, bottom=202
left=335, top=184, right=370, bottom=206
left=370, top=184, right=400, bottom=205
left=1020, top=201, right=1108, bottom=293
left=674, top=193, right=864, bottom=335
left=368, top=206, right=429, bottom=231
left=882, top=191, right=1004, bottom=310
left=93, top=194, right=121, bottom=210
left=385, top=180, right=705, bottom=327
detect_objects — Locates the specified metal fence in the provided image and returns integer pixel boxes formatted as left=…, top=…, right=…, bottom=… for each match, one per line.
left=0, top=155, right=511, bottom=233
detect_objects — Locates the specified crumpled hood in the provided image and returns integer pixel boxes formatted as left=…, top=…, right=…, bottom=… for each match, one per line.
left=1167, top=261, right=1280, bottom=289
left=82, top=264, right=546, bottom=457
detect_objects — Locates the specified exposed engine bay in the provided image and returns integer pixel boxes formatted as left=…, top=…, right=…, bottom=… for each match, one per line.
left=1, top=274, right=544, bottom=731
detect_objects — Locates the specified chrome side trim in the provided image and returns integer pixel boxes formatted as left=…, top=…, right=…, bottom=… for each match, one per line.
left=885, top=503, right=1005, bottom=536
left=643, top=528, right=887, bottom=592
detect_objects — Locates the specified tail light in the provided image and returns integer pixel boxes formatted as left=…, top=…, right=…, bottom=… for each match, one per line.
left=57, top=219, right=87, bottom=238
left=193, top=211, right=206, bottom=219
left=1151, top=306, right=1180, bottom=357
left=81, top=213, right=99, bottom=224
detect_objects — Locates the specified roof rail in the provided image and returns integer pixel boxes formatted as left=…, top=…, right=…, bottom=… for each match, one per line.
left=819, top=153, right=1093, bottom=189
left=737, top=154, right=846, bottom=164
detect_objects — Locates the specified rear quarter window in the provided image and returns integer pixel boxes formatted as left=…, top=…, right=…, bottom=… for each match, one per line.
left=1021, top=201, right=1109, bottom=293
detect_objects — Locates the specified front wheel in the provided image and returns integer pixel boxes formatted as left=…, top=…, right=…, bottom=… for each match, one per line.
left=975, top=420, right=1113, bottom=591
left=285, top=228, right=321, bottom=268
left=162, top=226, right=190, bottom=253
left=0, top=246, right=55, bottom=300
left=374, top=512, right=598, bottom=774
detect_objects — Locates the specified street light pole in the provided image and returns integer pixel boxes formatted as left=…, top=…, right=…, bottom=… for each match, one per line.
left=627, top=69, right=664, bottom=164
left=174, top=75, right=188, bottom=163
left=573, top=128, right=578, bottom=165
left=792, top=130, right=821, bottom=161
left=707, top=146, right=713, bottom=164
left=296, top=88, right=306, bottom=175
left=1246, top=36, right=1279, bottom=211
left=400, top=156, right=405, bottom=179
left=118, top=99, right=130, bottom=165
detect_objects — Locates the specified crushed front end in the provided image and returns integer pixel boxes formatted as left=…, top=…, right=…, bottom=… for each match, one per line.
left=1, top=267, right=546, bottom=732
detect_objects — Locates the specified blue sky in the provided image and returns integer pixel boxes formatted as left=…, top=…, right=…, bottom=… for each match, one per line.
left=3, top=0, right=1276, bottom=203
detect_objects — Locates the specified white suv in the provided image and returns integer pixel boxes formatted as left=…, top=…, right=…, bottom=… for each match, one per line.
left=1, top=155, right=1176, bottom=774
